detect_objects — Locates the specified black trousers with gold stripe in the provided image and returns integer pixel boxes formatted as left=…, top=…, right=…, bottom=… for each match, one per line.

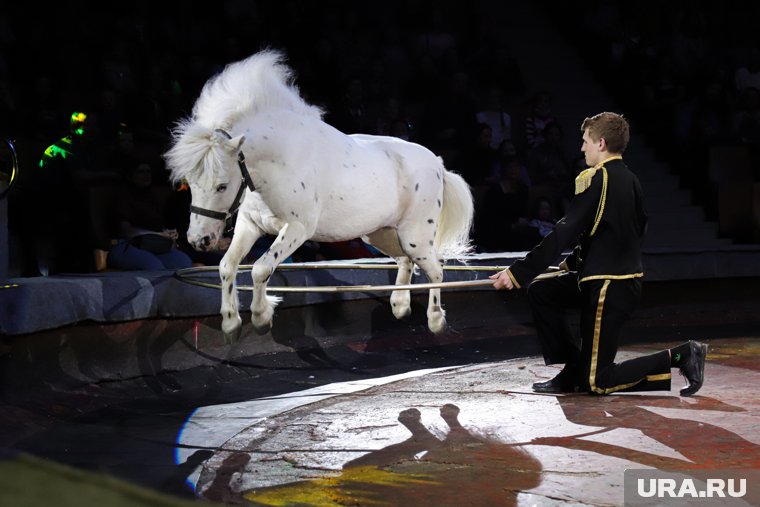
left=527, top=272, right=671, bottom=394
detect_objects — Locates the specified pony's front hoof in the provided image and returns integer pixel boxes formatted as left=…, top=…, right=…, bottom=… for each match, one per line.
left=223, top=325, right=243, bottom=344
left=222, top=315, right=243, bottom=343
left=391, top=292, right=411, bottom=320
left=391, top=303, right=412, bottom=320
left=427, top=312, right=447, bottom=334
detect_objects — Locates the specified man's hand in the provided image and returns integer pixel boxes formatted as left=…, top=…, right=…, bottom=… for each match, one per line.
left=489, top=269, right=515, bottom=290
left=162, top=228, right=179, bottom=240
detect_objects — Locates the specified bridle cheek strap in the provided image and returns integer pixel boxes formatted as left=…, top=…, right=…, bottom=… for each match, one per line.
left=189, top=128, right=256, bottom=232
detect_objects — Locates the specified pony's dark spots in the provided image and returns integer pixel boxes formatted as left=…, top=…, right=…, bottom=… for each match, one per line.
left=300, top=181, right=306, bottom=190
left=263, top=135, right=270, bottom=140
left=274, top=252, right=279, bottom=260
left=228, top=285, right=233, bottom=294
left=384, top=150, right=391, bottom=159
left=437, top=199, right=441, bottom=207
left=227, top=312, right=232, bottom=319
left=429, top=240, right=434, bottom=246
left=409, top=243, right=416, bottom=248
left=436, top=172, right=441, bottom=180
left=415, top=183, right=419, bottom=191
left=433, top=295, right=438, bottom=305
left=428, top=218, right=434, bottom=224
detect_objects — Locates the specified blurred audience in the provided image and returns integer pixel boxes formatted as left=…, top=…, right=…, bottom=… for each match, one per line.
left=474, top=157, right=540, bottom=252
left=5, top=1, right=759, bottom=278
left=107, top=158, right=192, bottom=271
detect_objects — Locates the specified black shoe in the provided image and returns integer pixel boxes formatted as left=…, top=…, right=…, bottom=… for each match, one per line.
left=532, top=368, right=578, bottom=393
left=679, top=341, right=708, bottom=396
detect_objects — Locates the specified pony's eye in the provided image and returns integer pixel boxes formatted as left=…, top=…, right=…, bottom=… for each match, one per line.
left=216, top=184, right=228, bottom=192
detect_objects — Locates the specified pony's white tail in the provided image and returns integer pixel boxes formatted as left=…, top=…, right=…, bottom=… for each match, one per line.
left=435, top=169, right=474, bottom=260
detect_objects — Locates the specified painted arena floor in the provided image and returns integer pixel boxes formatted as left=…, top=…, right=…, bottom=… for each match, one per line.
left=180, top=337, right=760, bottom=506
left=2, top=336, right=758, bottom=506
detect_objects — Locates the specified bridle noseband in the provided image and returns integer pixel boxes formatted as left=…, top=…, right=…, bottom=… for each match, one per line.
left=189, top=129, right=256, bottom=234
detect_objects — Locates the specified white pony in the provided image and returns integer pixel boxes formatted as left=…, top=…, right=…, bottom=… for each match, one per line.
left=165, top=50, right=474, bottom=339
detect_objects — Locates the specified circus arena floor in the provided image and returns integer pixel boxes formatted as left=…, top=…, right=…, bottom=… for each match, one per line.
left=1, top=253, right=760, bottom=506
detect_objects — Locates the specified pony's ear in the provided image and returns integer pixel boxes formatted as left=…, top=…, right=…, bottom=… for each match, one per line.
left=227, top=135, right=246, bottom=153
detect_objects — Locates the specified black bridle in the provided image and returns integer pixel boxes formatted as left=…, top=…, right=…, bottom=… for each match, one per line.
left=188, top=129, right=256, bottom=234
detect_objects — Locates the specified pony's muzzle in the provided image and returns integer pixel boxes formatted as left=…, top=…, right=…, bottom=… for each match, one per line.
left=188, top=232, right=215, bottom=251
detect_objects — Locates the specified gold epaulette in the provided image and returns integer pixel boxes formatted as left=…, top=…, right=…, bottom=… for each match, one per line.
left=574, top=155, right=623, bottom=195
left=575, top=167, right=597, bottom=195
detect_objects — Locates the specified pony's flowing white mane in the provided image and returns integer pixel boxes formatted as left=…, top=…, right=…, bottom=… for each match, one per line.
left=165, top=49, right=322, bottom=184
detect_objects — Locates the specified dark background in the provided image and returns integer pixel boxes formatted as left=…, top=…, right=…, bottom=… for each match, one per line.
left=2, top=0, right=759, bottom=274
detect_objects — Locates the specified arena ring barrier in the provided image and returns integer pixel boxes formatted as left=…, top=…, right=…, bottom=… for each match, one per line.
left=174, top=262, right=510, bottom=293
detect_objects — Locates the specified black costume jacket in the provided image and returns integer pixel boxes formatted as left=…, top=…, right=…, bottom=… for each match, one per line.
left=507, top=156, right=647, bottom=287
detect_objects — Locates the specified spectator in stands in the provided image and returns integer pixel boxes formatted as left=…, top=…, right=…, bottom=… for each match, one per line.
left=458, top=122, right=499, bottom=187
left=476, top=84, right=512, bottom=150
left=733, top=86, right=760, bottom=145
left=527, top=196, right=557, bottom=238
left=496, top=139, right=531, bottom=187
left=373, top=96, right=404, bottom=137
left=389, top=118, right=414, bottom=141
left=107, top=158, right=192, bottom=271
left=524, top=90, right=557, bottom=149
left=325, top=74, right=371, bottom=134
left=421, top=70, right=478, bottom=166
left=640, top=54, right=686, bottom=143
left=474, top=157, right=540, bottom=252
left=527, top=121, right=572, bottom=201
left=734, top=48, right=760, bottom=94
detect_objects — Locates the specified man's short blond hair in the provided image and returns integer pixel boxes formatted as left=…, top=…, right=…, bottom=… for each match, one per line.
left=581, top=112, right=630, bottom=154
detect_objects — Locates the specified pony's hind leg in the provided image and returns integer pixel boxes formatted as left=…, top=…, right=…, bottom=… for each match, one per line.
left=250, top=221, right=309, bottom=334
left=415, top=256, right=446, bottom=334
left=391, top=257, right=414, bottom=319
left=396, top=222, right=446, bottom=333
left=365, top=228, right=413, bottom=320
left=219, top=222, right=262, bottom=343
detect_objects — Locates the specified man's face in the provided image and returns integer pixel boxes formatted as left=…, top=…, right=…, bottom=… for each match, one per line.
left=581, top=128, right=604, bottom=167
